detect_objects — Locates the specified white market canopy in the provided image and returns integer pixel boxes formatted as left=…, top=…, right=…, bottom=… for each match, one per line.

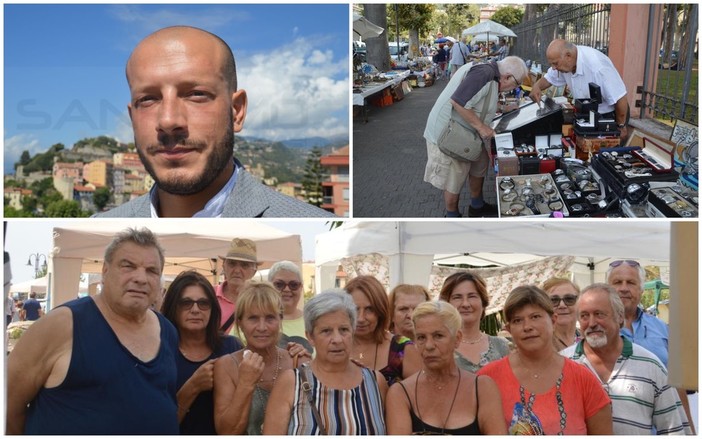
left=353, top=13, right=384, bottom=39
left=462, top=20, right=517, bottom=39
left=49, top=220, right=302, bottom=309
left=315, top=221, right=673, bottom=311
left=9, top=275, right=48, bottom=296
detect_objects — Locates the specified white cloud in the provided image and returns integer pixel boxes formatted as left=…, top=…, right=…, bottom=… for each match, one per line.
left=110, top=5, right=249, bottom=32
left=4, top=134, right=42, bottom=174
left=110, top=111, right=134, bottom=145
left=238, top=37, right=349, bottom=141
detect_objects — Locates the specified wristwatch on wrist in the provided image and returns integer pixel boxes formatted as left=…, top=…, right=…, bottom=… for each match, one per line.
left=617, top=123, right=626, bottom=128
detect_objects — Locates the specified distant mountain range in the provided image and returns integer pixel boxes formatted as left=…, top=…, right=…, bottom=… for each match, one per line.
left=241, top=135, right=347, bottom=149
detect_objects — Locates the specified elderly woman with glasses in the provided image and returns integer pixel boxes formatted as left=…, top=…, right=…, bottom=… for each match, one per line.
left=263, top=291, right=387, bottom=435
left=439, top=272, right=510, bottom=373
left=268, top=260, right=313, bottom=353
left=542, top=277, right=581, bottom=351
left=161, top=270, right=244, bottom=435
left=478, top=286, right=612, bottom=434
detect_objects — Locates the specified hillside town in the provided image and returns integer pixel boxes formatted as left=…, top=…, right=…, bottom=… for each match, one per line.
left=4, top=138, right=349, bottom=217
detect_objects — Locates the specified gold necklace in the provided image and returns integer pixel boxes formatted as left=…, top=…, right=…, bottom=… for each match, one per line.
left=422, top=369, right=454, bottom=391
left=461, top=332, right=484, bottom=345
left=258, top=349, right=282, bottom=385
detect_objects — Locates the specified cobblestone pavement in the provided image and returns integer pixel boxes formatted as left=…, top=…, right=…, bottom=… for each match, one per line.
left=352, top=78, right=497, bottom=218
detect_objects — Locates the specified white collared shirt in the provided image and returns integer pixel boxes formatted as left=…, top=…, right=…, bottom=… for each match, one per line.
left=149, top=163, right=240, bottom=218
left=543, top=45, right=627, bottom=114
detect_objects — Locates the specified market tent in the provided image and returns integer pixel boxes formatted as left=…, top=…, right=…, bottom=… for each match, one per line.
left=316, top=221, right=697, bottom=390
left=462, top=20, right=517, bottom=39
left=470, top=32, right=499, bottom=43
left=9, top=275, right=48, bottom=296
left=49, top=220, right=301, bottom=310
left=353, top=13, right=384, bottom=39
left=316, top=221, right=670, bottom=293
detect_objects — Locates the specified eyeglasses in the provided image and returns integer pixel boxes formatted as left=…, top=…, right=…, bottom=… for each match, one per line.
left=550, top=295, right=578, bottom=306
left=510, top=74, right=521, bottom=88
left=609, top=260, right=640, bottom=268
left=273, top=280, right=302, bottom=291
left=225, top=260, right=256, bottom=270
left=177, top=298, right=212, bottom=311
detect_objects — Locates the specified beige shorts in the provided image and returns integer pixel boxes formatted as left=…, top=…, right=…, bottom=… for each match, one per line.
left=424, top=139, right=490, bottom=194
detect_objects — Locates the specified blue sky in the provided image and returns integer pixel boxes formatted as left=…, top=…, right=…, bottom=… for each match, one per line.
left=4, top=4, right=350, bottom=174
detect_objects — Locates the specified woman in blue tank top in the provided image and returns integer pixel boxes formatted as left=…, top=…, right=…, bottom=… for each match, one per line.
left=161, top=270, right=243, bottom=435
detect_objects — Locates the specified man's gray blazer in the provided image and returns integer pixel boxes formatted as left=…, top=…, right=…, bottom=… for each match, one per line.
left=94, top=169, right=336, bottom=218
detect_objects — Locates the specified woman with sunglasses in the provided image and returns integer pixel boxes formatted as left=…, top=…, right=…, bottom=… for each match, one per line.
left=160, top=270, right=244, bottom=435
left=542, top=278, right=581, bottom=351
left=439, top=272, right=510, bottom=373
left=268, top=261, right=313, bottom=353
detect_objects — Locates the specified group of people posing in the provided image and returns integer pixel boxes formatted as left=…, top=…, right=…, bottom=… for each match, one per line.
left=6, top=228, right=693, bottom=435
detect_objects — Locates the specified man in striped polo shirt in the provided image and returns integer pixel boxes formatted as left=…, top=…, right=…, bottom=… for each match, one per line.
left=561, top=283, right=691, bottom=435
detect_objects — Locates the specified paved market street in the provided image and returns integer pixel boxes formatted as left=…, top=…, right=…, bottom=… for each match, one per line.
left=352, top=78, right=497, bottom=217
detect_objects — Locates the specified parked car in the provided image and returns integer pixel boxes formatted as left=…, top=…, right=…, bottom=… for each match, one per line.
left=388, top=42, right=409, bottom=62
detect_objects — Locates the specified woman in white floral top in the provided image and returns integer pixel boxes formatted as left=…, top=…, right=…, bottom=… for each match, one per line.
left=439, top=272, right=510, bottom=373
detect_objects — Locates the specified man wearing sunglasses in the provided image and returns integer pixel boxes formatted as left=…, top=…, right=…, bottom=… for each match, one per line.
left=7, top=228, right=179, bottom=434
left=216, top=238, right=261, bottom=333
left=607, top=258, right=696, bottom=433
left=606, top=259, right=668, bottom=365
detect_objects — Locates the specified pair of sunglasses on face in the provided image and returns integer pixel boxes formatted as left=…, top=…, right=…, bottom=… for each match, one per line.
left=609, top=260, right=640, bottom=268
left=273, top=280, right=302, bottom=291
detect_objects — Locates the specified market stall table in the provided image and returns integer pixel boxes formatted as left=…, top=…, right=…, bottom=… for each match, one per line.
left=353, top=70, right=411, bottom=122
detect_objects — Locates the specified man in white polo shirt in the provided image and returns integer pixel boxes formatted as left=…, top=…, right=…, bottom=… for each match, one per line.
left=561, top=283, right=692, bottom=435
left=529, top=39, right=629, bottom=140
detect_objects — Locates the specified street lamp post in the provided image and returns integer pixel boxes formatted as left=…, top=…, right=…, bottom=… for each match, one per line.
left=26, top=253, right=47, bottom=279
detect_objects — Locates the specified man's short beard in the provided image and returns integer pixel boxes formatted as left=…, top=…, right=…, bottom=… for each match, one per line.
left=585, top=332, right=608, bottom=349
left=137, top=117, right=235, bottom=196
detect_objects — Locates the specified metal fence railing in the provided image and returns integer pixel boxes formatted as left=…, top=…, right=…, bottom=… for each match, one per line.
left=640, top=4, right=698, bottom=124
left=512, top=4, right=611, bottom=68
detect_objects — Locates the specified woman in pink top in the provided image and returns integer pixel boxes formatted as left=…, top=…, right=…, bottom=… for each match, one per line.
left=478, top=286, right=612, bottom=434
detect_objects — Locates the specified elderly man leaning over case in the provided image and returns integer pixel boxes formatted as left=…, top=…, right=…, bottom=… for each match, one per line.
left=6, top=228, right=179, bottom=434
left=423, top=56, right=528, bottom=218
left=561, top=283, right=692, bottom=435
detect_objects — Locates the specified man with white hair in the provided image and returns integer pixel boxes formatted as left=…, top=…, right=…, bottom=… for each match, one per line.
left=561, top=283, right=692, bottom=435
left=423, top=56, right=528, bottom=218
left=607, top=260, right=668, bottom=366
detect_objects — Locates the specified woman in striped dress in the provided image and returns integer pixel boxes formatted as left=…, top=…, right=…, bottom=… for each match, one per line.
left=263, top=291, right=387, bottom=435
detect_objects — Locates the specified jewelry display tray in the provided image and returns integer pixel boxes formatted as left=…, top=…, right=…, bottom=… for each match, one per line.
left=496, top=174, right=570, bottom=217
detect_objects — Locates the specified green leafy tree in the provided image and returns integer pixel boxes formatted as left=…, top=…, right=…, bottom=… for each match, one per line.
left=301, top=148, right=328, bottom=207
left=21, top=195, right=38, bottom=214
left=4, top=206, right=33, bottom=217
left=45, top=200, right=87, bottom=217
left=491, top=6, right=524, bottom=29
left=93, top=187, right=111, bottom=212
left=389, top=4, right=435, bottom=57
left=19, top=150, right=31, bottom=166
left=443, top=4, right=481, bottom=39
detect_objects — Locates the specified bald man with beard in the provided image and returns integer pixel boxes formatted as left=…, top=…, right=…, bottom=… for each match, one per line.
left=96, top=26, right=333, bottom=218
